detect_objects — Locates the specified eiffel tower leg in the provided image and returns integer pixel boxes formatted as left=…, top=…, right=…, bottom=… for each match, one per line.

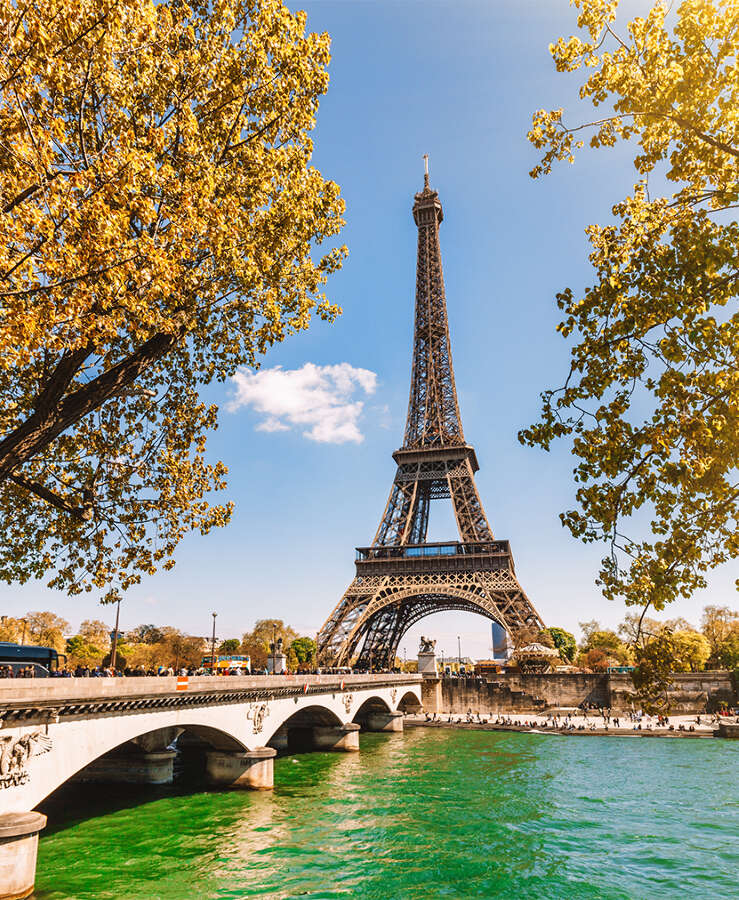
left=477, top=572, right=545, bottom=640
left=316, top=577, right=388, bottom=667
left=448, top=460, right=493, bottom=543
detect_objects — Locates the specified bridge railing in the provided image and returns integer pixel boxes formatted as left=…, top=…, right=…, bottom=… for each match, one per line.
left=0, top=672, right=422, bottom=703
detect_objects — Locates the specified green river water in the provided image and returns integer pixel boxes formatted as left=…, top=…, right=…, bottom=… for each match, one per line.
left=35, top=728, right=738, bottom=900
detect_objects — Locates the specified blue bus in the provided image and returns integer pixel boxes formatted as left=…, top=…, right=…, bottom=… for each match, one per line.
left=0, top=642, right=66, bottom=676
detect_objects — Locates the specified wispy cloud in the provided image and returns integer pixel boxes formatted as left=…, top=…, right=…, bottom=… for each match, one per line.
left=228, top=363, right=378, bottom=444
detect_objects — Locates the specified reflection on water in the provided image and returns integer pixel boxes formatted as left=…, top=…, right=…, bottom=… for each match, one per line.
left=36, top=730, right=738, bottom=900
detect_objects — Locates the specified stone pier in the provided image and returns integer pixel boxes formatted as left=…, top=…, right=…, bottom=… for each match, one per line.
left=0, top=812, right=46, bottom=900
left=205, top=747, right=277, bottom=790
left=311, top=723, right=360, bottom=752
left=74, top=750, right=176, bottom=785
left=421, top=676, right=442, bottom=714
left=363, top=711, right=404, bottom=733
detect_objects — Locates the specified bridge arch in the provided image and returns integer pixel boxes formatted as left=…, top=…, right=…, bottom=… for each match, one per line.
left=352, top=695, right=392, bottom=726
left=397, top=691, right=422, bottom=714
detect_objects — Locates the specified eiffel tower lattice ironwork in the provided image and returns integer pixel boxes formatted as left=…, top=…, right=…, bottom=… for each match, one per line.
left=316, top=160, right=544, bottom=669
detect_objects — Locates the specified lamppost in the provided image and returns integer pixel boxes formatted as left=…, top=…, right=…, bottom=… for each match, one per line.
left=21, top=619, right=27, bottom=646
left=457, top=635, right=461, bottom=671
left=211, top=612, right=217, bottom=674
left=109, top=598, right=122, bottom=672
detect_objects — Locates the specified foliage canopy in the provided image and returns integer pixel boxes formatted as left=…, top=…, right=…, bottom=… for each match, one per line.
left=522, top=0, right=739, bottom=615
left=0, top=0, right=345, bottom=601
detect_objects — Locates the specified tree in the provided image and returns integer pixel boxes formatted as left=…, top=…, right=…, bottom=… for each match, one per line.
left=670, top=630, right=711, bottom=672
left=0, top=616, right=24, bottom=643
left=513, top=625, right=554, bottom=649
left=241, top=619, right=298, bottom=668
left=218, top=639, right=241, bottom=655
left=158, top=628, right=203, bottom=669
left=24, top=611, right=69, bottom=652
left=579, top=623, right=632, bottom=665
left=127, top=624, right=164, bottom=645
left=700, top=605, right=739, bottom=657
left=713, top=631, right=739, bottom=669
left=579, top=648, right=610, bottom=672
left=66, top=634, right=104, bottom=668
left=618, top=613, right=663, bottom=649
left=521, top=0, right=739, bottom=617
left=547, top=626, right=577, bottom=663
left=632, top=631, right=677, bottom=714
left=78, top=619, right=111, bottom=650
left=0, top=0, right=345, bottom=603
left=290, top=636, right=317, bottom=665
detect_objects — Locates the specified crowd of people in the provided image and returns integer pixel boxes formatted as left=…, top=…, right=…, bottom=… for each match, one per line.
left=0, top=663, right=256, bottom=678
left=418, top=708, right=729, bottom=732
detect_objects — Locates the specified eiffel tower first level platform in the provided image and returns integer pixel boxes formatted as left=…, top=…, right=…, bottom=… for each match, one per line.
left=316, top=159, right=544, bottom=669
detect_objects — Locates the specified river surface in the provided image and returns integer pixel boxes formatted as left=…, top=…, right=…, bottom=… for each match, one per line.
left=36, top=728, right=738, bottom=899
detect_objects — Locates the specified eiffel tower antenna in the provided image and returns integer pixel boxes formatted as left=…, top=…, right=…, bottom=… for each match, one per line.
left=423, top=153, right=429, bottom=188
left=316, top=168, right=544, bottom=669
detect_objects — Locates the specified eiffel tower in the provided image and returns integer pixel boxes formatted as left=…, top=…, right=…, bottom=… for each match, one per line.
left=316, top=159, right=544, bottom=669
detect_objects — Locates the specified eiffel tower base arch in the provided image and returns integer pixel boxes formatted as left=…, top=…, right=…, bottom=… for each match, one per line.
left=320, top=568, right=542, bottom=670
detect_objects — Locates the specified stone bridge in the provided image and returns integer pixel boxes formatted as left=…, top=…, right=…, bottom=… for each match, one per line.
left=0, top=674, right=422, bottom=899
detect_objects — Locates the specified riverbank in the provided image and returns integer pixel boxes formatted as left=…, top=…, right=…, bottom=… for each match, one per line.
left=404, top=712, right=727, bottom=739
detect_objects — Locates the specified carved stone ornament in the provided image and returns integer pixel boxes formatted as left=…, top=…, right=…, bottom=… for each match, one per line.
left=247, top=703, right=270, bottom=735
left=391, top=688, right=398, bottom=704
left=342, top=693, right=353, bottom=714
left=0, top=731, right=53, bottom=789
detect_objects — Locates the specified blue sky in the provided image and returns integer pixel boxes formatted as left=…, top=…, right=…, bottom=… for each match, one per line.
left=2, top=0, right=736, bottom=658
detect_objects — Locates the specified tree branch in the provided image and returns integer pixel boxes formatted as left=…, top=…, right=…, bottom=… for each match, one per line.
left=0, top=329, right=183, bottom=479
left=8, top=472, right=91, bottom=520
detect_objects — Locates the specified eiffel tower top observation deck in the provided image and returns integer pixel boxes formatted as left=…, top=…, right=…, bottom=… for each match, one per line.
left=316, top=159, right=543, bottom=669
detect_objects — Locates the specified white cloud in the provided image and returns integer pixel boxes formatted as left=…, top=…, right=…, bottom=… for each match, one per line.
left=228, top=362, right=378, bottom=444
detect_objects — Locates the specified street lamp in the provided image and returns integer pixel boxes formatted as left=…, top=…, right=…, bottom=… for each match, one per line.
left=211, top=612, right=218, bottom=674
left=458, top=635, right=461, bottom=670
left=109, top=598, right=122, bottom=672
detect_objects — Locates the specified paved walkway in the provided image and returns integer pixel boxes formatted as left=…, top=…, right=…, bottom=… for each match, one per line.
left=405, top=711, right=723, bottom=738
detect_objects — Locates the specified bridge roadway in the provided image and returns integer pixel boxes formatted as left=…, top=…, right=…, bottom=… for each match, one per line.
left=0, top=673, right=423, bottom=898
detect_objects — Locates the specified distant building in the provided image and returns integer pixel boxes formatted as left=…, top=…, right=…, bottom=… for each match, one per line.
left=492, top=622, right=513, bottom=661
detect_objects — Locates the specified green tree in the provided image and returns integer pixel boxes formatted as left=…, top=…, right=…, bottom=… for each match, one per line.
left=290, top=636, right=317, bottom=665
left=0, top=0, right=345, bottom=603
left=218, top=639, right=241, bottom=655
left=66, top=634, right=104, bottom=667
left=521, top=0, right=739, bottom=617
left=547, top=626, right=577, bottom=663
